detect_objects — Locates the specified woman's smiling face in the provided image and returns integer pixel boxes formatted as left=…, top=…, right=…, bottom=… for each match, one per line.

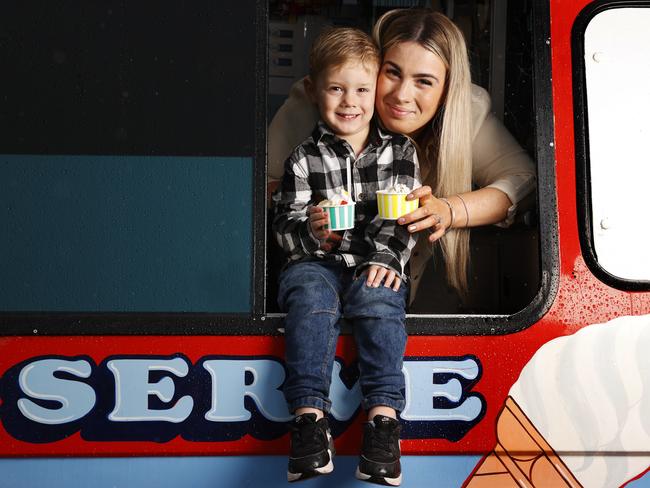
left=375, top=41, right=447, bottom=138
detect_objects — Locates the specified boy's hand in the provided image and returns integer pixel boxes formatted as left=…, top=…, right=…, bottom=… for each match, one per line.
left=364, top=265, right=401, bottom=291
left=308, top=206, right=331, bottom=247
left=323, top=232, right=342, bottom=252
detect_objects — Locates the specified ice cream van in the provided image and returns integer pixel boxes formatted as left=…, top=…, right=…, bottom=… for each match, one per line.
left=0, top=0, right=649, bottom=487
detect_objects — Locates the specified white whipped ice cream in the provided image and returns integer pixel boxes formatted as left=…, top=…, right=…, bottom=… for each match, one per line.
left=509, top=314, right=650, bottom=488
left=381, top=183, right=411, bottom=194
left=318, top=189, right=352, bottom=206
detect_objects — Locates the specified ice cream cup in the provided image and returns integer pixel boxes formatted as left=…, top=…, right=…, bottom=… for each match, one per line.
left=376, top=190, right=418, bottom=220
left=321, top=203, right=355, bottom=231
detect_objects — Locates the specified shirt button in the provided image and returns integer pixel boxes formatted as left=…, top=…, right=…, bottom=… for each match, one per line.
left=358, top=193, right=364, bottom=200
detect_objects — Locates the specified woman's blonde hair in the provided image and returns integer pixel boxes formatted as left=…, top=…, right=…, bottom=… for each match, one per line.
left=373, top=9, right=472, bottom=294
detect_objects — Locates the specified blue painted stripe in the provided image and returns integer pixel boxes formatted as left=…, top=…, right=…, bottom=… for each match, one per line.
left=0, top=455, right=648, bottom=488
left=0, top=455, right=483, bottom=488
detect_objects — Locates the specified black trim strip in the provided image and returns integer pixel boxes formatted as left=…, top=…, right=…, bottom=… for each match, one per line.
left=253, top=0, right=269, bottom=315
left=0, top=313, right=275, bottom=336
left=572, top=0, right=650, bottom=291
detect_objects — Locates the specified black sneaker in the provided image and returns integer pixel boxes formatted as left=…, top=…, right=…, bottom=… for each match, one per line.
left=287, top=413, right=334, bottom=482
left=356, top=415, right=402, bottom=486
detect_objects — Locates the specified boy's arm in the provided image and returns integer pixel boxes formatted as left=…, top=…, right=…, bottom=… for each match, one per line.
left=272, top=149, right=322, bottom=260
left=363, top=145, right=422, bottom=278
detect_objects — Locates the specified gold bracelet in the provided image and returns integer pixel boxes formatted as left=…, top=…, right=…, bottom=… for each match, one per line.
left=455, top=194, right=470, bottom=227
left=439, top=197, right=455, bottom=229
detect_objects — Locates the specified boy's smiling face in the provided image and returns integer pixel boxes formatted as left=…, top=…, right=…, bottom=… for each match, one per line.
left=308, top=61, right=378, bottom=151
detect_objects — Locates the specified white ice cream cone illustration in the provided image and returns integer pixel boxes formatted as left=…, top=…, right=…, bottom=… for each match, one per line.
left=465, top=314, right=650, bottom=488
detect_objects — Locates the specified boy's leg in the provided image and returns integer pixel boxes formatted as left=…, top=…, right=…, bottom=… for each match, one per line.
left=277, top=260, right=342, bottom=481
left=343, top=276, right=407, bottom=486
left=343, top=275, right=408, bottom=413
left=278, top=260, right=343, bottom=413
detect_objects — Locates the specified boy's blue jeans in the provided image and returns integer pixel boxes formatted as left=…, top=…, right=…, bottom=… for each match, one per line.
left=278, top=260, right=408, bottom=414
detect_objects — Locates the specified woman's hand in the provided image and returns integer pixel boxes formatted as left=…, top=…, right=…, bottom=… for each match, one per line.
left=363, top=265, right=401, bottom=291
left=398, top=186, right=450, bottom=243
left=308, top=206, right=342, bottom=251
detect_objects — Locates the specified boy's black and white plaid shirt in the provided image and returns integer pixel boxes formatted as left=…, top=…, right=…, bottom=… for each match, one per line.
left=272, top=121, right=421, bottom=279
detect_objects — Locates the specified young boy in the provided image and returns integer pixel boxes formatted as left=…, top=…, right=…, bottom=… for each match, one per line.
left=272, top=27, right=420, bottom=486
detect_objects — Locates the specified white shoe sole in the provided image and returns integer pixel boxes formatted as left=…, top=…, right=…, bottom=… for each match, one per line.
left=287, top=449, right=334, bottom=482
left=355, top=466, right=402, bottom=486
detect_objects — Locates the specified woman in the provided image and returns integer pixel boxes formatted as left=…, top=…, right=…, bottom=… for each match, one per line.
left=268, top=8, right=536, bottom=300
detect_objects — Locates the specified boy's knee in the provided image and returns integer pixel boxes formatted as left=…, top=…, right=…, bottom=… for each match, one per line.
left=278, top=263, right=340, bottom=314
left=344, top=277, right=407, bottom=319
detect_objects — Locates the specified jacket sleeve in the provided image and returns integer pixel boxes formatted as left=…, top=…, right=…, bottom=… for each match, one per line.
left=268, top=78, right=320, bottom=183
left=362, top=144, right=421, bottom=278
left=271, top=149, right=321, bottom=260
left=470, top=85, right=537, bottom=226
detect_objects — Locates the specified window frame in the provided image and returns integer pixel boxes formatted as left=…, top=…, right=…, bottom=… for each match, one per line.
left=262, top=0, right=559, bottom=336
left=572, top=0, right=650, bottom=292
left=1, top=0, right=559, bottom=336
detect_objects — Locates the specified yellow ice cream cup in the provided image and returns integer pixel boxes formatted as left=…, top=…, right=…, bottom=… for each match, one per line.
left=376, top=190, right=418, bottom=220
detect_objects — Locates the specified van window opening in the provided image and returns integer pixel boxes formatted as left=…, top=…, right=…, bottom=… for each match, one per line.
left=266, top=0, right=542, bottom=320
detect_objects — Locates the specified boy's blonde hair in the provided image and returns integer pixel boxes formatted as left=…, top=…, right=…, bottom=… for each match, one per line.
left=309, top=27, right=380, bottom=80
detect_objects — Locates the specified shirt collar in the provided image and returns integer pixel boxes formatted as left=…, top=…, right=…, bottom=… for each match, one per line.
left=313, top=120, right=337, bottom=143
left=313, top=118, right=392, bottom=147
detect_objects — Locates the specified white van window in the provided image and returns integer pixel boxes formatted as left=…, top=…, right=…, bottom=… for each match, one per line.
left=584, top=7, right=650, bottom=281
